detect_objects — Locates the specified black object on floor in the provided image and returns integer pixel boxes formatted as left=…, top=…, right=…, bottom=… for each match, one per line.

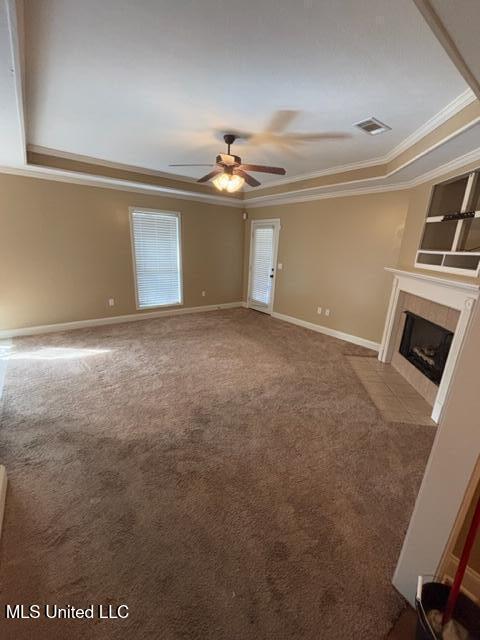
left=415, top=580, right=480, bottom=639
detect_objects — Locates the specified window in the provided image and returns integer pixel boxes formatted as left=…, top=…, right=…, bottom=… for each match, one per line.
left=130, top=209, right=182, bottom=309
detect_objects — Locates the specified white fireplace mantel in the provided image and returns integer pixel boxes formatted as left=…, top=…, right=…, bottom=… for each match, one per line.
left=379, top=268, right=480, bottom=423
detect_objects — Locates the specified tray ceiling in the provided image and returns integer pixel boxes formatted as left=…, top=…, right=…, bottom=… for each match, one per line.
left=24, top=0, right=469, bottom=184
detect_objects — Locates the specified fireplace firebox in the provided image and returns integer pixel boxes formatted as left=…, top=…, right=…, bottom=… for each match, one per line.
left=399, top=312, right=453, bottom=385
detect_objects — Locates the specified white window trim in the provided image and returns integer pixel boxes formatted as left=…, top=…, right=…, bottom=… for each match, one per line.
left=129, top=206, right=184, bottom=310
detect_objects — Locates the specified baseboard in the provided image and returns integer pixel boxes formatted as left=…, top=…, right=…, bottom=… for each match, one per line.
left=271, top=311, right=380, bottom=351
left=0, top=466, right=7, bottom=541
left=0, top=339, right=11, bottom=399
left=0, top=302, right=244, bottom=339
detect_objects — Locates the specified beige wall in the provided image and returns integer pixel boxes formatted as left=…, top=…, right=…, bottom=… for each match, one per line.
left=244, top=191, right=409, bottom=344
left=397, top=180, right=432, bottom=271
left=3, top=156, right=480, bottom=336
left=0, top=173, right=244, bottom=331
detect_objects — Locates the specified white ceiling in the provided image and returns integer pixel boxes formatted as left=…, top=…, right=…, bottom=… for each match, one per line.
left=0, top=0, right=25, bottom=166
left=23, top=0, right=469, bottom=183
left=424, top=0, right=480, bottom=97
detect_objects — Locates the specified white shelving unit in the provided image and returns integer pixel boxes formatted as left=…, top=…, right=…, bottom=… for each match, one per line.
left=415, top=170, right=480, bottom=277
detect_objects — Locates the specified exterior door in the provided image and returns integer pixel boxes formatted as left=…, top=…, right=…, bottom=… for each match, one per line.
left=247, top=219, right=280, bottom=314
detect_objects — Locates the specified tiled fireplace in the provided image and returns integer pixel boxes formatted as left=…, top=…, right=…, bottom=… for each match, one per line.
left=390, top=294, right=458, bottom=406
left=379, top=268, right=479, bottom=423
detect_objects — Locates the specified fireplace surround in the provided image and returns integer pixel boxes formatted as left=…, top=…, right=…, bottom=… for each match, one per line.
left=379, top=268, right=479, bottom=423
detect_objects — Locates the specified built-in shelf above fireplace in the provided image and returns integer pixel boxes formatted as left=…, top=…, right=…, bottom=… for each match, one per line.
left=416, top=169, right=480, bottom=277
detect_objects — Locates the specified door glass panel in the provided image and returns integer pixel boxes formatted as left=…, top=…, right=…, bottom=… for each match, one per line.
left=250, top=226, right=274, bottom=306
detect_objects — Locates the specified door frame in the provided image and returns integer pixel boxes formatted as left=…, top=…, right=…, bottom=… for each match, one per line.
left=247, top=218, right=281, bottom=315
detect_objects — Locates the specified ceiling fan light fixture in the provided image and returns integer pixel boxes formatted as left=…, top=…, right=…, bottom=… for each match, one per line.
left=226, top=174, right=244, bottom=193
left=173, top=132, right=285, bottom=190
left=212, top=172, right=230, bottom=191
left=212, top=172, right=244, bottom=193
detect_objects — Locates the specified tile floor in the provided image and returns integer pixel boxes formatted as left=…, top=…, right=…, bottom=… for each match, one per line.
left=348, top=356, right=435, bottom=426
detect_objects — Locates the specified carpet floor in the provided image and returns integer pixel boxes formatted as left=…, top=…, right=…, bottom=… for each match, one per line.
left=0, top=308, right=435, bottom=639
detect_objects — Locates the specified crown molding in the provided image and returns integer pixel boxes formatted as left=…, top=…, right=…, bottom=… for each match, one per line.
left=0, top=163, right=244, bottom=208
left=245, top=114, right=480, bottom=207
left=384, top=88, right=477, bottom=161
left=3, top=139, right=480, bottom=211
left=409, top=146, right=480, bottom=187
left=245, top=88, right=477, bottom=191
left=245, top=157, right=382, bottom=191
left=27, top=144, right=199, bottom=186
left=245, top=146, right=480, bottom=208
left=245, top=181, right=412, bottom=208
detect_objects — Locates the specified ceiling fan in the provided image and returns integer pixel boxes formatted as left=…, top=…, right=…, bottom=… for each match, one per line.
left=169, top=134, right=286, bottom=193
left=215, top=110, right=351, bottom=150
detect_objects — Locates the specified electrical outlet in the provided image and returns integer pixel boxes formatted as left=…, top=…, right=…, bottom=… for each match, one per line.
left=108, top=298, right=115, bottom=307
left=325, top=308, right=330, bottom=317
left=201, top=290, right=206, bottom=297
left=317, top=307, right=322, bottom=315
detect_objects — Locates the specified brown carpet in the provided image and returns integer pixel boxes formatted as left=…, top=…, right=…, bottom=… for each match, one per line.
left=0, top=308, right=434, bottom=639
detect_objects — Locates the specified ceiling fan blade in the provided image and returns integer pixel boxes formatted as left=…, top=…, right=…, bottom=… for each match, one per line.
left=276, top=141, right=302, bottom=158
left=235, top=169, right=261, bottom=187
left=169, top=163, right=214, bottom=167
left=265, top=110, right=299, bottom=133
left=197, top=169, right=222, bottom=183
left=239, top=164, right=286, bottom=175
left=282, top=132, right=352, bottom=141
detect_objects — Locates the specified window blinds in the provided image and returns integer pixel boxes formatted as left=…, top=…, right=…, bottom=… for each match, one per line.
left=250, top=226, right=274, bottom=305
left=131, top=210, right=182, bottom=309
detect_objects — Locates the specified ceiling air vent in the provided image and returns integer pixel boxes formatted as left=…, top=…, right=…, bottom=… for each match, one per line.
left=354, top=117, right=391, bottom=136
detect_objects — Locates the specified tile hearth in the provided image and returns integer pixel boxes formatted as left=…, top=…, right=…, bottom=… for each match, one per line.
left=348, top=356, right=435, bottom=426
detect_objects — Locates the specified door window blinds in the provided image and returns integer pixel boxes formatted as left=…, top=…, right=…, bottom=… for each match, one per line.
left=131, top=210, right=182, bottom=309
left=250, top=226, right=274, bottom=305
